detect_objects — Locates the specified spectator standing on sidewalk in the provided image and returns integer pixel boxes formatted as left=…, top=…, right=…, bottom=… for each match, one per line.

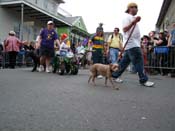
left=168, top=23, right=175, bottom=46
left=154, top=32, right=168, bottom=46
left=168, top=23, right=175, bottom=77
left=4, top=31, right=25, bottom=69
left=38, top=21, right=60, bottom=73
left=112, top=2, right=154, bottom=87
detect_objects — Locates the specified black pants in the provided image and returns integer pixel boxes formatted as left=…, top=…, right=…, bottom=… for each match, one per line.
left=8, top=51, right=18, bottom=69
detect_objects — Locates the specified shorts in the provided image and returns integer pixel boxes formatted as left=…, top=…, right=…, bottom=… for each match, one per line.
left=40, top=46, right=54, bottom=57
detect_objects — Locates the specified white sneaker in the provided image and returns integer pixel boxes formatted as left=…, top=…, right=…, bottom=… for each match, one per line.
left=38, top=65, right=44, bottom=72
left=97, top=75, right=103, bottom=79
left=142, top=81, right=155, bottom=87
left=48, top=66, right=53, bottom=72
left=46, top=67, right=51, bottom=73
left=114, top=78, right=123, bottom=83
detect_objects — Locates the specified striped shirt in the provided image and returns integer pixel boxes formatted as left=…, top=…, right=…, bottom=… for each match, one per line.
left=90, top=34, right=104, bottom=49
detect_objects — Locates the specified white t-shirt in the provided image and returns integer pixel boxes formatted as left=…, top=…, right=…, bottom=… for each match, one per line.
left=60, top=42, right=68, bottom=52
left=122, top=13, right=141, bottom=50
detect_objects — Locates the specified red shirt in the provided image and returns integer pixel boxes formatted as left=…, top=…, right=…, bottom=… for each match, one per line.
left=5, top=36, right=21, bottom=52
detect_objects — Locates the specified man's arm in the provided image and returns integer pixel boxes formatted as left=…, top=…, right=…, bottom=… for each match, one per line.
left=107, top=35, right=112, bottom=53
left=55, top=39, right=60, bottom=48
left=4, top=39, right=8, bottom=47
left=123, top=16, right=141, bottom=33
left=154, top=39, right=163, bottom=45
left=36, top=36, right=42, bottom=49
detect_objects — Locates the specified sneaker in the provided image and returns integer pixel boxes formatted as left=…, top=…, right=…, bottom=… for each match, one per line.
left=114, top=78, right=123, bottom=83
left=38, top=65, right=44, bottom=72
left=48, top=66, right=53, bottom=72
left=97, top=75, right=103, bottom=79
left=46, top=67, right=51, bottom=73
left=142, top=81, right=155, bottom=87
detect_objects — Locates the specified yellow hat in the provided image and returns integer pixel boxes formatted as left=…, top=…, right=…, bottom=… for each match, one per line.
left=125, top=2, right=138, bottom=13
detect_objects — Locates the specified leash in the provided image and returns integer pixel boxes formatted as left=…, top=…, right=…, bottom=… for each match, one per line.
left=118, top=23, right=137, bottom=62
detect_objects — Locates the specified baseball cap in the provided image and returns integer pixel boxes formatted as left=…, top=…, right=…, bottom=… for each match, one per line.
left=125, top=2, right=138, bottom=13
left=47, top=21, right=54, bottom=25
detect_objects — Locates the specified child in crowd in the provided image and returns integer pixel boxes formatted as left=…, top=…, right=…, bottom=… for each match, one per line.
left=59, top=34, right=70, bottom=56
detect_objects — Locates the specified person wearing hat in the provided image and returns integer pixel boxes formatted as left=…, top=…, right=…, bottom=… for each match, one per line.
left=59, top=33, right=70, bottom=56
left=89, top=23, right=105, bottom=79
left=38, top=21, right=60, bottom=73
left=4, top=31, right=25, bottom=69
left=112, top=2, right=154, bottom=87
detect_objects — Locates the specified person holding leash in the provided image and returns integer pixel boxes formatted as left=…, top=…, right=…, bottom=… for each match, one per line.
left=112, top=2, right=154, bottom=87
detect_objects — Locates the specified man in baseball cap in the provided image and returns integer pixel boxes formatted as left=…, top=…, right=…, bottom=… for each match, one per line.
left=125, top=2, right=138, bottom=13
left=38, top=20, right=60, bottom=73
left=112, top=2, right=155, bottom=87
left=47, top=21, right=54, bottom=25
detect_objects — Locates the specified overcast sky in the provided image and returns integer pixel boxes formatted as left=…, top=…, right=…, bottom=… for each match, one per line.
left=60, top=0, right=163, bottom=35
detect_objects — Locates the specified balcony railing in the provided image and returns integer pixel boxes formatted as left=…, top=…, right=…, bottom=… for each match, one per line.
left=0, top=0, right=70, bottom=18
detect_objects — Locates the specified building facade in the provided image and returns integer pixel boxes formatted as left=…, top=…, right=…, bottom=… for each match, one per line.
left=63, top=16, right=89, bottom=45
left=156, top=0, right=175, bottom=32
left=0, top=0, right=89, bottom=44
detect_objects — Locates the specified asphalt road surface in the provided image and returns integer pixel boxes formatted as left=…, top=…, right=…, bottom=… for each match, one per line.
left=0, top=68, right=175, bottom=131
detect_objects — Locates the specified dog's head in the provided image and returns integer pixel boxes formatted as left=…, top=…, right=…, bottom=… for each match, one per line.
left=109, top=63, right=119, bottom=72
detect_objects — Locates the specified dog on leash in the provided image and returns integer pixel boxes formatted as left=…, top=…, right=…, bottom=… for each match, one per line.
left=24, top=42, right=40, bottom=72
left=88, top=63, right=119, bottom=90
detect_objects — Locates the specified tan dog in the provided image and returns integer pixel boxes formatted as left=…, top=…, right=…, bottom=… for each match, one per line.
left=88, top=63, right=119, bottom=90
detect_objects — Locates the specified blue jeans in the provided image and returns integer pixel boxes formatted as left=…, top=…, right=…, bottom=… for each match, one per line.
left=112, top=47, right=148, bottom=84
left=110, top=48, right=119, bottom=64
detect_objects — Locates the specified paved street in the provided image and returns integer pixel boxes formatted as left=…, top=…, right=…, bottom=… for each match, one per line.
left=0, top=68, right=175, bottom=131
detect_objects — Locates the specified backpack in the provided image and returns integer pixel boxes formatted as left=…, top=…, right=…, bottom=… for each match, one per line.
left=111, top=33, right=123, bottom=42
